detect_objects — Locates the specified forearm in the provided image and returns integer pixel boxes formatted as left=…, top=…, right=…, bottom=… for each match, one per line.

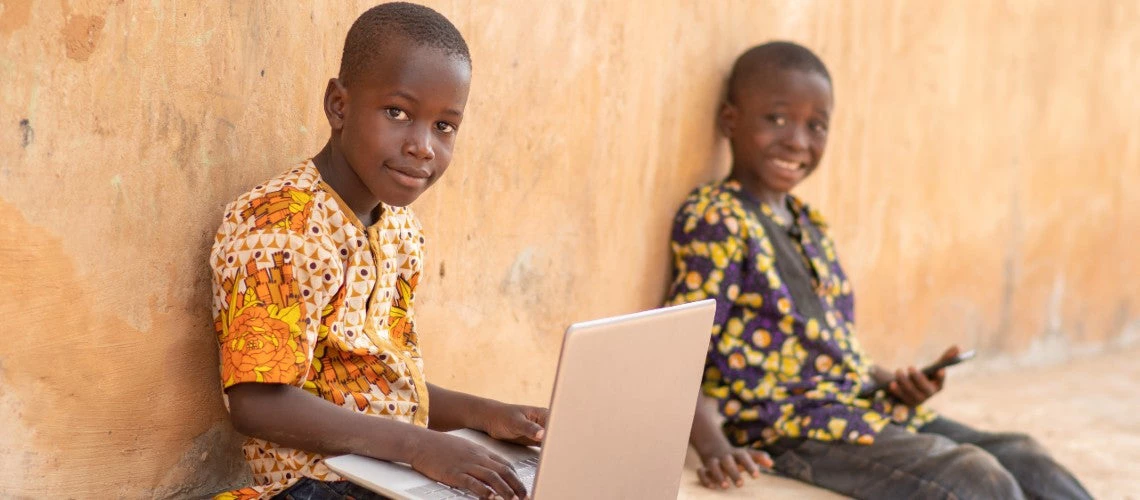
left=869, top=365, right=894, bottom=385
left=689, top=394, right=732, bottom=457
left=426, top=382, right=498, bottom=432
left=227, top=382, right=431, bottom=463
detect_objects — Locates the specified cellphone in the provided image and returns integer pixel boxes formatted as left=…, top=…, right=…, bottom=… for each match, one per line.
left=919, top=349, right=976, bottom=378
left=858, top=349, right=976, bottom=398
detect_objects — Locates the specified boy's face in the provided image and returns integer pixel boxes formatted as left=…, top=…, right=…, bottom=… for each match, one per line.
left=722, top=68, right=833, bottom=195
left=333, top=42, right=471, bottom=207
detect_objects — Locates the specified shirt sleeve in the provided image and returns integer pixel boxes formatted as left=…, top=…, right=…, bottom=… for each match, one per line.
left=211, top=219, right=336, bottom=390
left=664, top=200, right=749, bottom=397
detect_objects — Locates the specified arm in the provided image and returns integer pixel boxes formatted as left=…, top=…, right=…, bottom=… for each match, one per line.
left=427, top=382, right=547, bottom=445
left=666, top=203, right=772, bottom=489
left=227, top=382, right=530, bottom=498
left=227, top=382, right=427, bottom=462
left=689, top=395, right=733, bottom=462
left=688, top=394, right=772, bottom=490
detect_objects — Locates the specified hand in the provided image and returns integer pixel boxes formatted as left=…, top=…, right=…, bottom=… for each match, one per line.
left=888, top=346, right=959, bottom=406
left=480, top=402, right=549, bottom=446
left=409, top=431, right=528, bottom=500
left=696, top=443, right=773, bottom=490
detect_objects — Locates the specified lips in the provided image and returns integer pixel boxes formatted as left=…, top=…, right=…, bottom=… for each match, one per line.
left=384, top=163, right=430, bottom=189
left=771, top=158, right=804, bottom=172
left=385, top=163, right=430, bottom=179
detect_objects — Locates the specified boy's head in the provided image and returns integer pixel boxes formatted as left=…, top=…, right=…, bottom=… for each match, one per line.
left=325, top=2, right=472, bottom=207
left=720, top=41, right=833, bottom=196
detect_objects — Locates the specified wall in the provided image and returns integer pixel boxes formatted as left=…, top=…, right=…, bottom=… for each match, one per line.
left=1, top=0, right=1137, bottom=497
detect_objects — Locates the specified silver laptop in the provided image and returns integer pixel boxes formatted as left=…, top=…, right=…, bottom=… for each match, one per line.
left=325, top=299, right=716, bottom=499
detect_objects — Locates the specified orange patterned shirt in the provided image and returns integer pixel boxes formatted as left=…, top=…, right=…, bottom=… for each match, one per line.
left=210, top=160, right=430, bottom=499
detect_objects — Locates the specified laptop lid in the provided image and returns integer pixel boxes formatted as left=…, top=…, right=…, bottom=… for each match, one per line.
left=532, top=299, right=715, bottom=499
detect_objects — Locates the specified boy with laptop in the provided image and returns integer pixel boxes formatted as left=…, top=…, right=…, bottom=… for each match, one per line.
left=210, top=4, right=544, bottom=499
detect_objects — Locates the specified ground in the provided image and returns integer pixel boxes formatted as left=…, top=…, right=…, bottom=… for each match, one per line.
left=677, top=347, right=1140, bottom=499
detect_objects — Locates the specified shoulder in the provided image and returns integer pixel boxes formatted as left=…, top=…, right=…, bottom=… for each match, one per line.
left=788, top=194, right=830, bottom=233
left=212, top=162, right=340, bottom=267
left=672, top=181, right=751, bottom=240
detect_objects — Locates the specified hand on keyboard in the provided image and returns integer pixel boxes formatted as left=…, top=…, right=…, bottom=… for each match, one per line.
left=479, top=402, right=549, bottom=447
left=409, top=431, right=529, bottom=499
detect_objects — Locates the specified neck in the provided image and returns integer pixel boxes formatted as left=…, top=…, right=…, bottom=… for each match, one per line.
left=728, top=169, right=788, bottom=209
left=313, top=140, right=380, bottom=225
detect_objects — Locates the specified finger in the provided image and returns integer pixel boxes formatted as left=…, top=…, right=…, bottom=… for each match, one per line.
left=940, top=345, right=960, bottom=362
left=517, top=419, right=545, bottom=442
left=891, top=368, right=922, bottom=405
left=704, top=457, right=730, bottom=489
left=459, top=474, right=495, bottom=499
left=697, top=468, right=717, bottom=489
left=899, top=368, right=927, bottom=403
left=909, top=367, right=938, bottom=397
left=733, top=450, right=762, bottom=478
left=749, top=449, right=774, bottom=469
left=720, top=454, right=745, bottom=486
left=932, top=368, right=947, bottom=389
left=471, top=465, right=521, bottom=500
left=484, top=450, right=516, bottom=471
left=527, top=407, right=550, bottom=428
left=482, top=458, right=527, bottom=499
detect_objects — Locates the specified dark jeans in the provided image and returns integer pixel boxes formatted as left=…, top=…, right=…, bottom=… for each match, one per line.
left=767, top=417, right=1092, bottom=500
left=272, top=478, right=390, bottom=500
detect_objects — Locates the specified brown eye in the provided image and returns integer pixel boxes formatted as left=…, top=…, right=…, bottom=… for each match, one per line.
left=435, top=121, right=456, bottom=133
left=767, top=114, right=787, bottom=127
left=385, top=108, right=409, bottom=121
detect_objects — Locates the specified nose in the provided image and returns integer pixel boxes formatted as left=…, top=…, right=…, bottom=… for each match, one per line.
left=403, top=124, right=435, bottom=161
left=782, top=123, right=810, bottom=152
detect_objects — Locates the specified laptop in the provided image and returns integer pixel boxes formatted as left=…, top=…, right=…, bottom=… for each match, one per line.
left=324, top=299, right=716, bottom=499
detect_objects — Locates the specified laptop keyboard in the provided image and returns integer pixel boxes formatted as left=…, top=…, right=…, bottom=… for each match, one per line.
left=404, top=482, right=480, bottom=499
left=405, top=456, right=539, bottom=499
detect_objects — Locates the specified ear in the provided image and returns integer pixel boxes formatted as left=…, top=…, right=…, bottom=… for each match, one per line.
left=324, top=78, right=348, bottom=131
left=718, top=101, right=738, bottom=138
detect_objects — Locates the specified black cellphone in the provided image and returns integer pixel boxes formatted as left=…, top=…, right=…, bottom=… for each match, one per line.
left=858, top=349, right=976, bottom=398
left=919, top=349, right=976, bottom=378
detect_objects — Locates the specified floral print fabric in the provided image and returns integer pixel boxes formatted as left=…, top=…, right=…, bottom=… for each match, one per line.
left=210, top=160, right=430, bottom=498
left=666, top=180, right=935, bottom=448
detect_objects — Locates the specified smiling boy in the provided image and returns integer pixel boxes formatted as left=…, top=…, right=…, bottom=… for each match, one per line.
left=668, top=41, right=1091, bottom=499
left=211, top=4, right=544, bottom=499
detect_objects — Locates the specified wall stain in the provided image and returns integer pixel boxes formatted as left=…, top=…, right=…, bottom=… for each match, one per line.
left=62, top=14, right=105, bottom=61
left=0, top=0, right=33, bottom=35
left=19, top=118, right=33, bottom=147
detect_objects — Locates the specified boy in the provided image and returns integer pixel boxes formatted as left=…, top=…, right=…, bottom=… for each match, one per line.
left=210, top=4, right=544, bottom=499
left=667, top=42, right=1091, bottom=499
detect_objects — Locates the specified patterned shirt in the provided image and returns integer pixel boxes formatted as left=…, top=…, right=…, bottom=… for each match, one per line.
left=666, top=180, right=935, bottom=448
left=210, top=160, right=429, bottom=499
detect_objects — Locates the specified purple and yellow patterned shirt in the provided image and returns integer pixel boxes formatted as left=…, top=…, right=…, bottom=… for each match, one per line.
left=666, top=180, right=935, bottom=447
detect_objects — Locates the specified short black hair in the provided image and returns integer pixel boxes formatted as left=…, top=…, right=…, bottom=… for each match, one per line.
left=726, top=41, right=831, bottom=104
left=338, top=2, right=471, bottom=87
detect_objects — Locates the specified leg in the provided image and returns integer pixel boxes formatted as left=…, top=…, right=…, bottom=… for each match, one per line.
left=770, top=424, right=1025, bottom=499
left=920, top=417, right=1093, bottom=500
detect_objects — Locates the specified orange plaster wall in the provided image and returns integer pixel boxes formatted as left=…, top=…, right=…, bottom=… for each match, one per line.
left=1, top=0, right=1137, bottom=497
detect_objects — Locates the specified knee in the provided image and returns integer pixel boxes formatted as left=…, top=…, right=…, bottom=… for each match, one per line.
left=989, top=432, right=1053, bottom=463
left=1003, top=432, right=1047, bottom=454
left=940, top=444, right=1022, bottom=499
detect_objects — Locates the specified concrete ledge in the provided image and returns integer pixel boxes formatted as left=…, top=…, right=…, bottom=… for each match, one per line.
left=676, top=449, right=846, bottom=499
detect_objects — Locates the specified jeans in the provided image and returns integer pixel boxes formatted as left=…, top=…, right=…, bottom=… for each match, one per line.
left=767, top=417, right=1093, bottom=499
left=272, top=478, right=391, bottom=500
